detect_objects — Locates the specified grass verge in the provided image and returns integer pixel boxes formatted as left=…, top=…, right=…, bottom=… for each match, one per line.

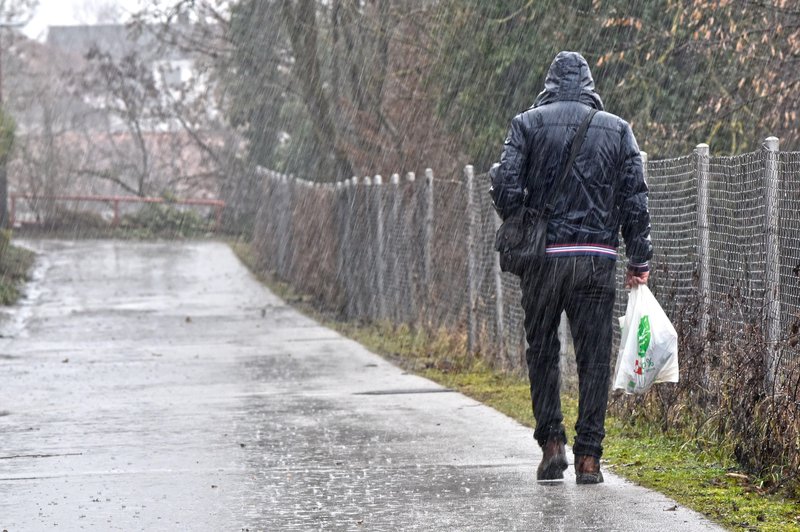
left=232, top=241, right=800, bottom=532
left=0, top=242, right=36, bottom=305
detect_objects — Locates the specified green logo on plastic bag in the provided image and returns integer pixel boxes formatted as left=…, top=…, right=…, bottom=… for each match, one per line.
left=637, top=316, right=651, bottom=358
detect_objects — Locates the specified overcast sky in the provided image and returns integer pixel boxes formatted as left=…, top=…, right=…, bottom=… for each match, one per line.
left=23, top=0, right=143, bottom=41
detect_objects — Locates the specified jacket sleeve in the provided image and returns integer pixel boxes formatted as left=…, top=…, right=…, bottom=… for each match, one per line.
left=617, top=123, right=653, bottom=273
left=489, top=113, right=528, bottom=220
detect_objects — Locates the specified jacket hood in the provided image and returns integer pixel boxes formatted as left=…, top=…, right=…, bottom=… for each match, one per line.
left=533, top=51, right=604, bottom=110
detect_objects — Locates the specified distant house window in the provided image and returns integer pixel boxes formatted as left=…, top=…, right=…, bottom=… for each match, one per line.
left=163, top=63, right=182, bottom=88
left=155, top=61, right=188, bottom=89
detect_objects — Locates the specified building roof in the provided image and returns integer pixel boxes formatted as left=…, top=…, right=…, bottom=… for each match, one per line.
left=46, top=23, right=190, bottom=62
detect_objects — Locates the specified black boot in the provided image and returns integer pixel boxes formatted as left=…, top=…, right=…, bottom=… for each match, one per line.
left=537, top=436, right=568, bottom=480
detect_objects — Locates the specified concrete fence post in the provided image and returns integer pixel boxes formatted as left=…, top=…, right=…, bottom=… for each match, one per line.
left=488, top=163, right=508, bottom=367
left=405, top=172, right=416, bottom=321
left=273, top=174, right=282, bottom=275
left=289, top=175, right=298, bottom=282
left=277, top=173, right=290, bottom=280
left=641, top=151, right=648, bottom=182
left=764, top=136, right=781, bottom=388
left=492, top=219, right=507, bottom=367
left=362, top=176, right=372, bottom=319
left=390, top=173, right=401, bottom=321
left=423, top=168, right=434, bottom=318
left=286, top=174, right=295, bottom=280
left=558, top=312, right=569, bottom=370
left=374, top=175, right=386, bottom=321
left=465, top=165, right=478, bottom=353
left=341, top=179, right=353, bottom=318
left=695, top=143, right=711, bottom=342
left=345, top=177, right=358, bottom=318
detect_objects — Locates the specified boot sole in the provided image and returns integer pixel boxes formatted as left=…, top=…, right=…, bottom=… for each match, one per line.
left=576, top=471, right=604, bottom=484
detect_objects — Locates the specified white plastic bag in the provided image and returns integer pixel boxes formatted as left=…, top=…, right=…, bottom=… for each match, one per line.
left=613, top=285, right=679, bottom=394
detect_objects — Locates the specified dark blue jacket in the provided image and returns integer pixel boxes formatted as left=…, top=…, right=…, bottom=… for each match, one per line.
left=489, top=51, right=652, bottom=273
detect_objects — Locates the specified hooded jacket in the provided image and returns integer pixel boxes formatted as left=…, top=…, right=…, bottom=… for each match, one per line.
left=490, top=51, right=652, bottom=273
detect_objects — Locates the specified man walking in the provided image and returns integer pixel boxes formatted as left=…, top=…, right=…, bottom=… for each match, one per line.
left=489, top=51, right=652, bottom=484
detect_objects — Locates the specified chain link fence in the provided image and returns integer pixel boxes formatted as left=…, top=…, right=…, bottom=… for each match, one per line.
left=779, top=152, right=800, bottom=345
left=251, top=140, right=800, bottom=380
left=642, top=154, right=696, bottom=314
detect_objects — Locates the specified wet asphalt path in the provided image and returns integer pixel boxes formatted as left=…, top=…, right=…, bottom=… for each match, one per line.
left=0, top=240, right=723, bottom=531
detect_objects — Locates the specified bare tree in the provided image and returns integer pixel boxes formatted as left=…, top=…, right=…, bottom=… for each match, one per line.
left=75, top=48, right=165, bottom=196
left=4, top=30, right=85, bottom=226
left=70, top=44, right=229, bottom=201
left=0, top=0, right=37, bottom=24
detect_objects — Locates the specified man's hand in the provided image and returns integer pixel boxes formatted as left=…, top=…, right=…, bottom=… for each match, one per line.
left=625, top=270, right=649, bottom=289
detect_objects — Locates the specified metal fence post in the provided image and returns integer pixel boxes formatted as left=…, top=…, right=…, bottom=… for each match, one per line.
left=423, top=168, right=434, bottom=317
left=696, top=143, right=711, bottom=342
left=374, top=175, right=386, bottom=321
left=465, top=165, right=478, bottom=353
left=764, top=136, right=781, bottom=388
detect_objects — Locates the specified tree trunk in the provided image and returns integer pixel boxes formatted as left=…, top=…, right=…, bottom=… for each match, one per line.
left=280, top=0, right=354, bottom=180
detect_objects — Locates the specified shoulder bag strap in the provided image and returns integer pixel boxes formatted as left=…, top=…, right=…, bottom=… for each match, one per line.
left=541, top=108, right=598, bottom=213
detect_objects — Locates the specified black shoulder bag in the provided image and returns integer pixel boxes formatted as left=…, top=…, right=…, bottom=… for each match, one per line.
left=494, top=109, right=598, bottom=277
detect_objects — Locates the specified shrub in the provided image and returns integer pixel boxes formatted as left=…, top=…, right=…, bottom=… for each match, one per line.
left=42, top=207, right=107, bottom=232
left=121, top=203, right=210, bottom=237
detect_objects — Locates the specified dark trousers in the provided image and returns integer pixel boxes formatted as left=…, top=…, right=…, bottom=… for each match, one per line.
left=520, top=256, right=616, bottom=459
